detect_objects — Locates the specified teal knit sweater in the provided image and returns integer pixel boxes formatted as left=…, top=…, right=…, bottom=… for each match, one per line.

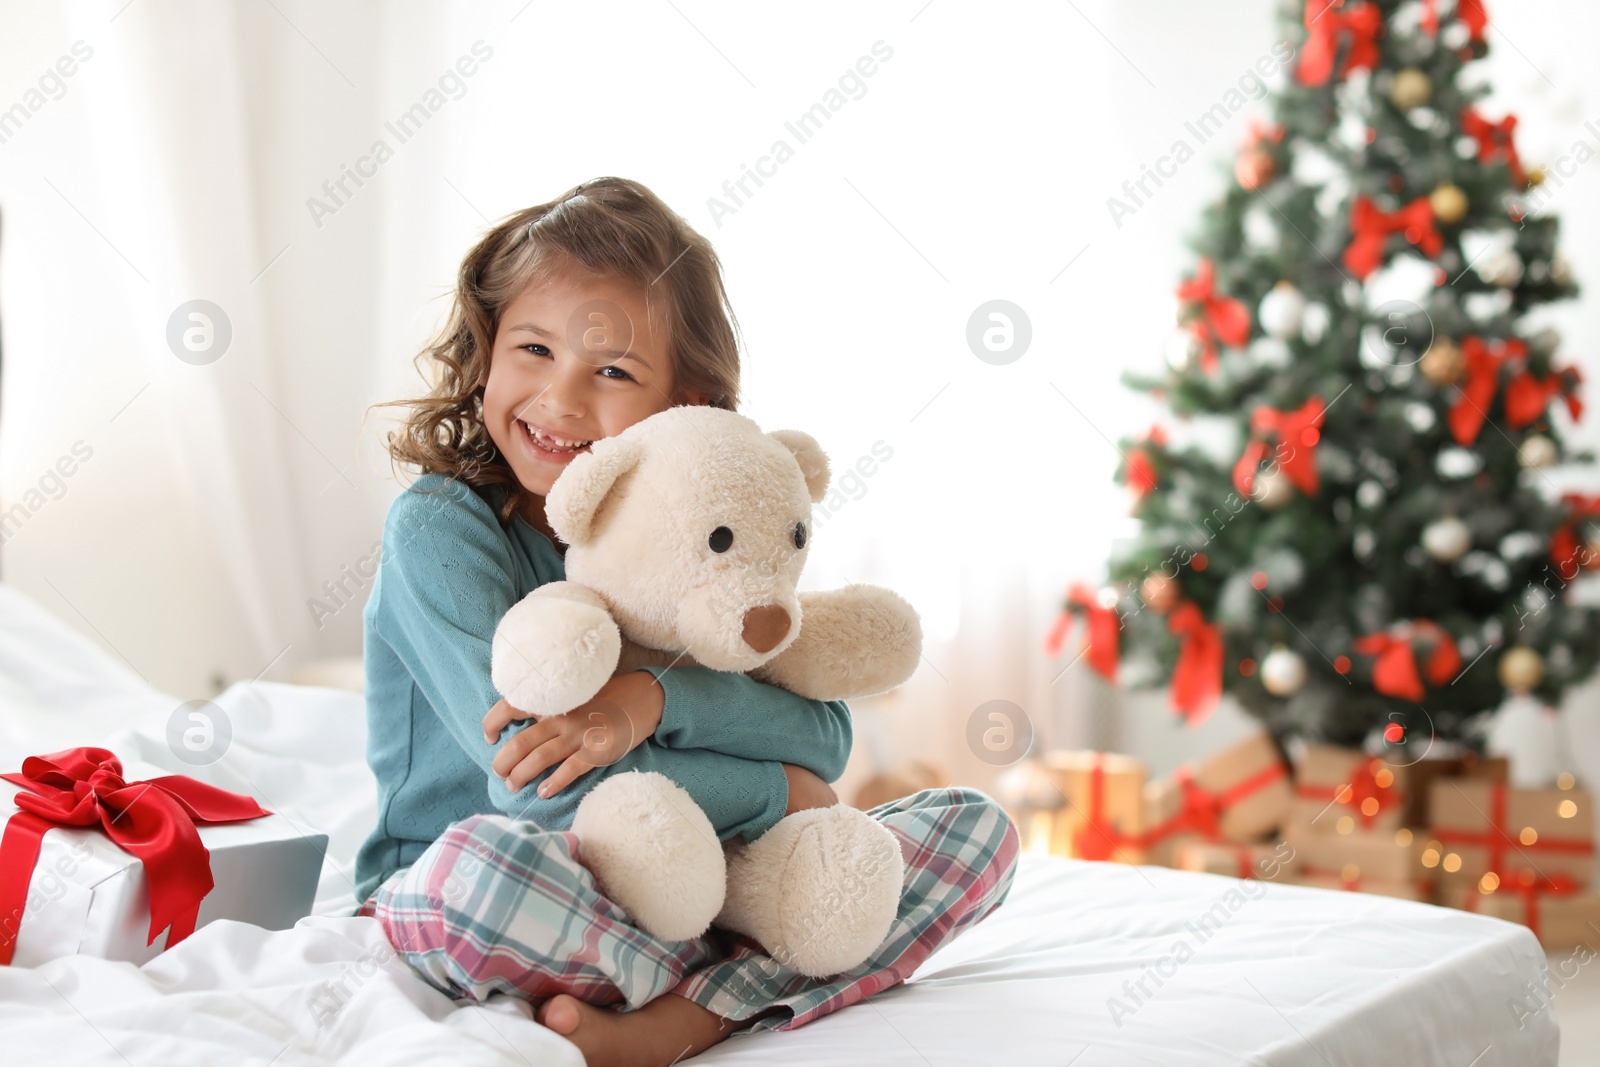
left=353, top=473, right=853, bottom=905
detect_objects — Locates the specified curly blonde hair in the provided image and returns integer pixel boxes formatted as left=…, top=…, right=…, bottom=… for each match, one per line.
left=372, top=177, right=743, bottom=528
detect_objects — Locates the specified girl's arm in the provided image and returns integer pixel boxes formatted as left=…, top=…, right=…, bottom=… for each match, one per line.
left=371, top=477, right=791, bottom=840
left=638, top=666, right=855, bottom=784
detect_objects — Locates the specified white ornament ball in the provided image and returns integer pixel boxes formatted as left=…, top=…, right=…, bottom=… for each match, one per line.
left=1477, top=248, right=1524, bottom=288
left=1250, top=467, right=1296, bottom=510
left=1258, top=282, right=1307, bottom=340
left=1422, top=516, right=1472, bottom=561
left=1518, top=435, right=1558, bottom=469
left=1261, top=646, right=1308, bottom=696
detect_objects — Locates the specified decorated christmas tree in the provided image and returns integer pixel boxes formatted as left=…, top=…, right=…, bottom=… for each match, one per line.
left=1050, top=0, right=1598, bottom=750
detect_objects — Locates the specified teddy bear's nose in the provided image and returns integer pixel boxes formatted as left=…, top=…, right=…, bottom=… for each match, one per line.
left=741, top=605, right=791, bottom=653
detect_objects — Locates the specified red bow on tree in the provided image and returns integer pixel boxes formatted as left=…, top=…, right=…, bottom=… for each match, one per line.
left=1344, top=195, right=1443, bottom=279
left=1352, top=621, right=1462, bottom=703
left=1460, top=107, right=1526, bottom=186
left=1504, top=364, right=1582, bottom=429
left=1421, top=0, right=1489, bottom=41
left=1550, top=494, right=1600, bottom=578
left=1297, top=0, right=1383, bottom=86
left=1043, top=584, right=1120, bottom=681
left=1447, top=336, right=1526, bottom=445
left=1122, top=425, right=1167, bottom=499
left=1176, top=258, right=1250, bottom=373
left=0, top=747, right=272, bottom=966
left=1168, top=601, right=1223, bottom=725
left=1232, top=396, right=1326, bottom=498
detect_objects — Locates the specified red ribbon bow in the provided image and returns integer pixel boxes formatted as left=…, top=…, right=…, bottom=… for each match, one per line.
left=1550, top=494, right=1600, bottom=578
left=1421, top=0, right=1488, bottom=41
left=1297, top=0, right=1383, bottom=86
left=1123, top=425, right=1167, bottom=498
left=1435, top=783, right=1595, bottom=899
left=1344, top=195, right=1443, bottom=279
left=0, top=747, right=271, bottom=966
left=1352, top=621, right=1462, bottom=703
left=1460, top=107, right=1525, bottom=187
left=1232, top=397, right=1326, bottom=499
left=1176, top=258, right=1250, bottom=373
left=1447, top=336, right=1526, bottom=445
left=1295, top=757, right=1401, bottom=829
left=1505, top=365, right=1582, bottom=430
left=1168, top=602, right=1223, bottom=725
left=1043, top=585, right=1121, bottom=681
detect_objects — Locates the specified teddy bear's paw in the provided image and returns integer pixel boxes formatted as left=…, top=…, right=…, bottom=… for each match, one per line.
left=719, top=806, right=906, bottom=978
left=754, top=586, right=924, bottom=701
left=571, top=771, right=726, bottom=942
left=491, top=587, right=621, bottom=716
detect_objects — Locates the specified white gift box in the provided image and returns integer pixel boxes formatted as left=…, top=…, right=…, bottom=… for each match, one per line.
left=2, top=763, right=326, bottom=968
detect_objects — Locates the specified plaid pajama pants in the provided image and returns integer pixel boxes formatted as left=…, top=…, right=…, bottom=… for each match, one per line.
left=357, top=786, right=1019, bottom=1033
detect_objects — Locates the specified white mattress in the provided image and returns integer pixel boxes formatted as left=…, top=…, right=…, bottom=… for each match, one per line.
left=0, top=583, right=1562, bottom=1064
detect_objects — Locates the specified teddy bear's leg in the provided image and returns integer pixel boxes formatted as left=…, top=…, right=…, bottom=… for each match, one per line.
left=570, top=771, right=727, bottom=942
left=491, top=582, right=621, bottom=717
left=751, top=586, right=923, bottom=701
left=716, top=805, right=905, bottom=978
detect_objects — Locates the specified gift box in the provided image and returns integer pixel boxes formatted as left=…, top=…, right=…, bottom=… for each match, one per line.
left=1284, top=819, right=1428, bottom=888
left=1444, top=877, right=1600, bottom=950
left=2, top=749, right=326, bottom=968
left=1142, top=729, right=1292, bottom=864
left=1174, top=839, right=1300, bottom=881
left=1428, top=779, right=1594, bottom=892
left=1399, top=752, right=1509, bottom=828
left=1044, top=751, right=1147, bottom=863
left=1292, top=744, right=1407, bottom=835
left=1290, top=869, right=1429, bottom=901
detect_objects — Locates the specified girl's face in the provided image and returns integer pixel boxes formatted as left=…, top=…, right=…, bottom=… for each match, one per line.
left=482, top=269, right=698, bottom=504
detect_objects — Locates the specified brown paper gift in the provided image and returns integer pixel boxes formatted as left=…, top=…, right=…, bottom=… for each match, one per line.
left=1283, top=818, right=1428, bottom=886
left=1428, top=779, right=1595, bottom=890
left=1291, top=869, right=1428, bottom=901
left=1399, top=753, right=1509, bottom=827
left=1141, top=730, right=1292, bottom=865
left=1174, top=839, right=1300, bottom=881
left=1444, top=879, right=1600, bottom=950
left=1044, top=751, right=1147, bottom=863
left=1292, top=744, right=1408, bottom=834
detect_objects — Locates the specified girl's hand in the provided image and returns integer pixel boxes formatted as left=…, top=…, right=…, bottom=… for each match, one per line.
left=484, top=670, right=665, bottom=796
left=782, top=763, right=839, bottom=815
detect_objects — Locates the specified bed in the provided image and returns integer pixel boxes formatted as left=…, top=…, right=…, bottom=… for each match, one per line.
left=0, top=582, right=1562, bottom=1064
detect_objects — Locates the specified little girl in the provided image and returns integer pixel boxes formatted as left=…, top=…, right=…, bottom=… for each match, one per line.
left=354, top=177, right=1019, bottom=1067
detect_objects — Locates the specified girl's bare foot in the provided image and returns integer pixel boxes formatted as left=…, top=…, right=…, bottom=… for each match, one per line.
left=535, top=991, right=740, bottom=1067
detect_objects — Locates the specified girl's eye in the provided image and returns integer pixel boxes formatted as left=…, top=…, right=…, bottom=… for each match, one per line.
left=599, top=366, right=636, bottom=382
left=520, top=343, right=551, bottom=357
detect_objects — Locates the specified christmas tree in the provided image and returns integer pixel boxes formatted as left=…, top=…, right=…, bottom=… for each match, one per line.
left=1052, top=0, right=1598, bottom=750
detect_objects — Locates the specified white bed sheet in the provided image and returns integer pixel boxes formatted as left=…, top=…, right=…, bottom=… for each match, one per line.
left=0, top=583, right=1563, bottom=1065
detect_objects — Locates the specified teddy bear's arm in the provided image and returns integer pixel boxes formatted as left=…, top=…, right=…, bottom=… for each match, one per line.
left=751, top=586, right=924, bottom=701
left=490, top=581, right=623, bottom=717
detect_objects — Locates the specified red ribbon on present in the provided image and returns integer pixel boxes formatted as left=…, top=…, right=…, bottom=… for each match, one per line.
left=1232, top=397, right=1326, bottom=499
left=1550, top=494, right=1600, bottom=577
left=0, top=747, right=271, bottom=966
left=1043, top=585, right=1121, bottom=681
left=1344, top=195, right=1443, bottom=279
left=1352, top=621, right=1462, bottom=703
left=1447, top=336, right=1526, bottom=445
left=1433, top=782, right=1595, bottom=883
left=1468, top=873, right=1583, bottom=943
left=1421, top=0, right=1489, bottom=42
left=1070, top=757, right=1140, bottom=861
left=1460, top=107, right=1525, bottom=186
left=1297, top=0, right=1383, bottom=86
left=1294, top=756, right=1401, bottom=829
left=1176, top=258, right=1250, bottom=373
left=1143, top=761, right=1290, bottom=847
left=1168, top=602, right=1223, bottom=726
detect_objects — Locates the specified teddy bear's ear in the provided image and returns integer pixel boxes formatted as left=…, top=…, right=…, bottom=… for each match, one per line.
left=545, top=438, right=645, bottom=545
left=768, top=429, right=830, bottom=504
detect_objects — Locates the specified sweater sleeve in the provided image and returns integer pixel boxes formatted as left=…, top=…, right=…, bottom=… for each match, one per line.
left=639, top=666, right=854, bottom=784
left=371, top=477, right=791, bottom=839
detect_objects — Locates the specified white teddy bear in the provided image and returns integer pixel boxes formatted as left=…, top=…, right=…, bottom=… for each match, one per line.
left=490, top=406, right=922, bottom=977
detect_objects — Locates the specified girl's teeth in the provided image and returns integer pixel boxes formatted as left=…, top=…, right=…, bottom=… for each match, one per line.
left=523, top=422, right=591, bottom=451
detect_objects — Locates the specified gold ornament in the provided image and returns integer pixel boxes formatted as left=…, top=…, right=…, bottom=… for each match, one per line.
left=1517, top=435, right=1557, bottom=469
left=1430, top=183, right=1468, bottom=225
left=1498, top=647, right=1544, bottom=691
left=1420, top=339, right=1465, bottom=386
left=1141, top=573, right=1178, bottom=614
left=1527, top=166, right=1546, bottom=187
left=1389, top=69, right=1433, bottom=110
left=1250, top=467, right=1295, bottom=510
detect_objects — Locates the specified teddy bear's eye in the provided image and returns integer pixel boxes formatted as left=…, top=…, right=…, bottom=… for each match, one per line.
left=793, top=522, right=807, bottom=550
left=708, top=526, right=734, bottom=553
